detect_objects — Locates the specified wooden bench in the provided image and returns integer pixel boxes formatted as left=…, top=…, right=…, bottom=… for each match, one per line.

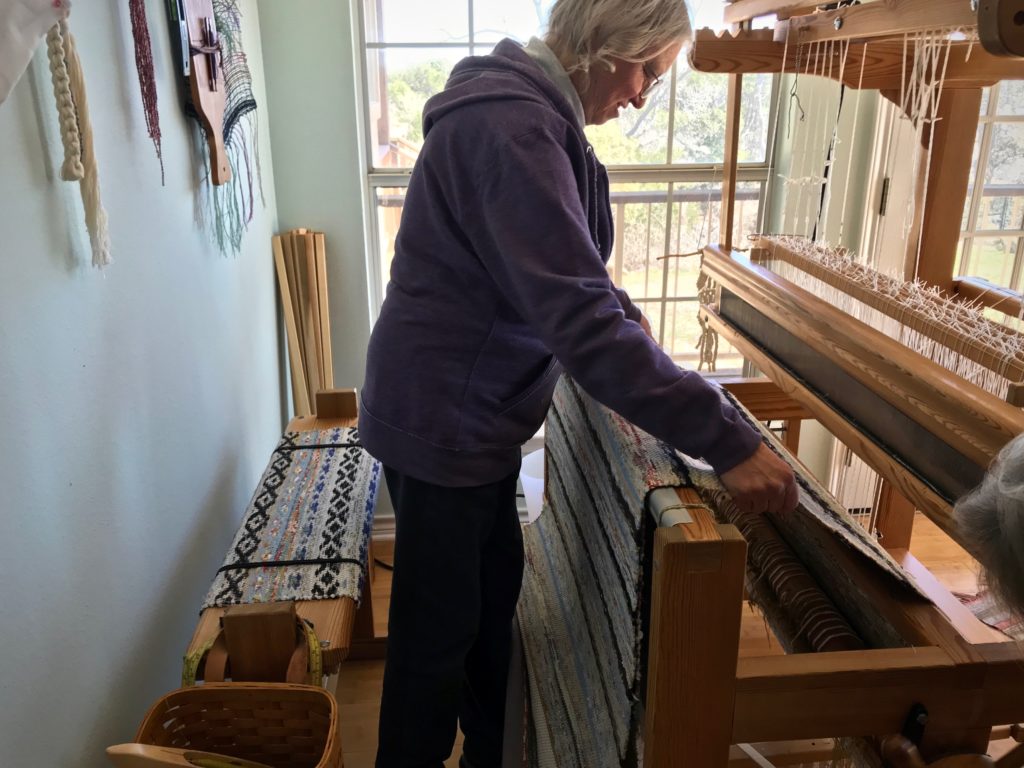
left=185, top=389, right=386, bottom=682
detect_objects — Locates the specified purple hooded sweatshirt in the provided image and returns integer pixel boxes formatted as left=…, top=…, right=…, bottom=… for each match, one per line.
left=359, top=39, right=762, bottom=487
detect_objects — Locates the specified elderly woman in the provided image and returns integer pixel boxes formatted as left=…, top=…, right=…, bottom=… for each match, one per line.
left=360, top=1, right=798, bottom=765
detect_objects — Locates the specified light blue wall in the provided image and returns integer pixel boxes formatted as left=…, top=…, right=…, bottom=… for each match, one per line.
left=0, top=2, right=282, bottom=765
left=256, top=0, right=373, bottom=391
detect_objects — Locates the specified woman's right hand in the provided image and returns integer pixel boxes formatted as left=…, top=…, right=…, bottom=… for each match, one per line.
left=719, top=443, right=799, bottom=516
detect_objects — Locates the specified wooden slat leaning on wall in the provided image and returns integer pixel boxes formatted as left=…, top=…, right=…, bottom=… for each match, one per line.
left=272, top=229, right=335, bottom=417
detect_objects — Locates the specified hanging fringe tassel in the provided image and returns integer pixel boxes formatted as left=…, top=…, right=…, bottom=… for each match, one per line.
left=47, top=19, right=111, bottom=267
left=696, top=269, right=720, bottom=371
left=129, top=0, right=163, bottom=184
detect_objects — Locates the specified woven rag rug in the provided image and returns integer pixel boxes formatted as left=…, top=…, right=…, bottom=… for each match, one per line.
left=958, top=591, right=1024, bottom=640
left=202, top=427, right=380, bottom=610
left=517, top=376, right=919, bottom=768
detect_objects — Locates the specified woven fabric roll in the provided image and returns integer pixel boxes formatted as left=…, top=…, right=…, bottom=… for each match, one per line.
left=518, top=377, right=689, bottom=768
left=517, top=377, right=919, bottom=767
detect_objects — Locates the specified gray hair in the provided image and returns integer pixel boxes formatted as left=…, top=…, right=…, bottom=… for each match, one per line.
left=545, top=0, right=693, bottom=83
left=955, top=433, right=1024, bottom=619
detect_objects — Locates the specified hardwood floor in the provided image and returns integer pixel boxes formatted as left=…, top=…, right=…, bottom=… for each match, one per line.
left=331, top=513, right=996, bottom=767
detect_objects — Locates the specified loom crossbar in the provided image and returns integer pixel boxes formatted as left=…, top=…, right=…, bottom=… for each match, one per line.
left=701, top=304, right=963, bottom=544
left=720, top=289, right=980, bottom=500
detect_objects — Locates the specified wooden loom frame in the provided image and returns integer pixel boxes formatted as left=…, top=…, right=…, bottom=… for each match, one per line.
left=643, top=484, right=1024, bottom=768
left=637, top=1, right=1024, bottom=766
left=696, top=0, right=1024, bottom=563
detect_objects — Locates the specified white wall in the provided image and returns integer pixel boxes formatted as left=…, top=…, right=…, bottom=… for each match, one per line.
left=0, top=2, right=282, bottom=766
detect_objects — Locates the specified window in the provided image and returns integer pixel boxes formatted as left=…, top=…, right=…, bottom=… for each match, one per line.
left=958, top=82, right=1024, bottom=294
left=356, top=0, right=777, bottom=371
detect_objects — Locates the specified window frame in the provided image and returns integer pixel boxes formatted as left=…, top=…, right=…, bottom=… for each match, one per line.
left=353, top=0, right=780, bottom=355
left=959, top=82, right=1024, bottom=289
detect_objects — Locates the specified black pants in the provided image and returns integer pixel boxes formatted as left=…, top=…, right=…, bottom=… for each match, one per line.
left=375, top=467, right=524, bottom=768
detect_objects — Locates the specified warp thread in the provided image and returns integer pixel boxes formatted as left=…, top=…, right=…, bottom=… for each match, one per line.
left=757, top=234, right=1024, bottom=398
left=696, top=268, right=720, bottom=371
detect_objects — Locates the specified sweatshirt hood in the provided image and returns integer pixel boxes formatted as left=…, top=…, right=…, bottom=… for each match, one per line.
left=422, top=39, right=585, bottom=140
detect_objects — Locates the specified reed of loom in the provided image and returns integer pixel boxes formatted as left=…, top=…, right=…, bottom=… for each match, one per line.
left=637, top=2, right=1024, bottom=766
left=272, top=229, right=335, bottom=418
left=748, top=235, right=1024, bottom=405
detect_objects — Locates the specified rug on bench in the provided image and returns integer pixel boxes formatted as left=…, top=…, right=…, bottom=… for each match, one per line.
left=202, top=426, right=380, bottom=610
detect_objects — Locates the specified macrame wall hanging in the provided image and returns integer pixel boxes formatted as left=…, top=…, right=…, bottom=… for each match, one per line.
left=45, top=16, right=112, bottom=267
left=1, top=1, right=112, bottom=267
left=167, top=0, right=264, bottom=254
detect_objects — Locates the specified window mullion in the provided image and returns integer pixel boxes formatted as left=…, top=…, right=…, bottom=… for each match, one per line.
left=666, top=62, right=679, bottom=164
left=962, top=84, right=999, bottom=276
left=658, top=182, right=676, bottom=347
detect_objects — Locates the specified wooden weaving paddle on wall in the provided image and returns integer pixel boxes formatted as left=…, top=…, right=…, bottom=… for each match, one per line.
left=181, top=0, right=230, bottom=185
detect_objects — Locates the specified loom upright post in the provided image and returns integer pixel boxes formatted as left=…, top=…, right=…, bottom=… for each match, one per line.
left=643, top=490, right=746, bottom=768
left=902, top=88, right=982, bottom=291
left=721, top=73, right=744, bottom=251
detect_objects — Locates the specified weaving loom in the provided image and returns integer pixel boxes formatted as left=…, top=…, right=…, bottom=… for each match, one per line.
left=185, top=389, right=385, bottom=683
left=690, top=0, right=1024, bottom=591
left=516, top=2, right=1024, bottom=767
left=700, top=1, right=1024, bottom=765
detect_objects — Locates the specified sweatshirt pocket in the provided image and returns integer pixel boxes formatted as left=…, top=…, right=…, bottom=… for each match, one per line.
left=496, top=356, right=560, bottom=416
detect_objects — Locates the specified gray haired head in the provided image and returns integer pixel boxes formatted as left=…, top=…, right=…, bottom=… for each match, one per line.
left=544, top=0, right=694, bottom=85
left=955, top=433, right=1024, bottom=619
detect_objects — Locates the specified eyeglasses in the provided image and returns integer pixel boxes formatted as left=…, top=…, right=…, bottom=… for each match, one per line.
left=640, top=62, right=663, bottom=100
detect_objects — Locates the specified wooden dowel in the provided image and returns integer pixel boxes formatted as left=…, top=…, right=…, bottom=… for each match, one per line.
left=281, top=231, right=307, bottom=393
left=301, top=232, right=325, bottom=395
left=721, top=73, right=743, bottom=251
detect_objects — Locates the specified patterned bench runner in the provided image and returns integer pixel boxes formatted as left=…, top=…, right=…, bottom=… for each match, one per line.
left=202, top=427, right=380, bottom=609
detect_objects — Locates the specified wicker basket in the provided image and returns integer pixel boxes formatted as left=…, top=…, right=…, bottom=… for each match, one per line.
left=131, top=683, right=341, bottom=768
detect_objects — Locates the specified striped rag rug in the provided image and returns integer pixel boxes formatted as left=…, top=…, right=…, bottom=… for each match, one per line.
left=202, top=427, right=381, bottom=610
left=517, top=376, right=916, bottom=768
left=957, top=591, right=1024, bottom=640
left=517, top=377, right=688, bottom=768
